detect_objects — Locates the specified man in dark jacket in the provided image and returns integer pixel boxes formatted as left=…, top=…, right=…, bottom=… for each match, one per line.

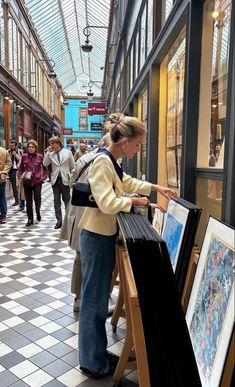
left=8, top=140, right=23, bottom=206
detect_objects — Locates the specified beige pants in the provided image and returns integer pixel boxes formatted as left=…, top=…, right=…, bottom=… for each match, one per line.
left=71, top=251, right=82, bottom=295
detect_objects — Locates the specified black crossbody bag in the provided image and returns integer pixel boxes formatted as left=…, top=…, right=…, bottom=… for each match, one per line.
left=71, top=149, right=123, bottom=207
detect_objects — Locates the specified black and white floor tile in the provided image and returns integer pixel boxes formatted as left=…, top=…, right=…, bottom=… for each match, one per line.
left=0, top=183, right=138, bottom=387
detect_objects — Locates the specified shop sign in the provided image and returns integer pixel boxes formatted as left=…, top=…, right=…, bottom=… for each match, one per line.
left=63, top=128, right=73, bottom=135
left=91, top=122, right=103, bottom=131
left=88, top=103, right=107, bottom=115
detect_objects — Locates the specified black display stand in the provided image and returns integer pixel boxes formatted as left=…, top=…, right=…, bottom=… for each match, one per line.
left=117, top=212, right=202, bottom=387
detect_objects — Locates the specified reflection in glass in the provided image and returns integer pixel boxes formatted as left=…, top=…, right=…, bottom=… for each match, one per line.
left=162, top=0, right=174, bottom=25
left=210, top=0, right=231, bottom=166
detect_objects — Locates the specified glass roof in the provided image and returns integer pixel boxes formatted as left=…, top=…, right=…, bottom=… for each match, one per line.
left=24, top=0, right=111, bottom=96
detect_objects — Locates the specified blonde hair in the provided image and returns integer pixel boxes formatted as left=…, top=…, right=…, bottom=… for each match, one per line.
left=28, top=139, right=38, bottom=150
left=97, top=132, right=111, bottom=148
left=104, top=113, right=146, bottom=143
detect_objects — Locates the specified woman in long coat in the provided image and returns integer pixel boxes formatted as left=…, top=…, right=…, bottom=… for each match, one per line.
left=18, top=140, right=47, bottom=226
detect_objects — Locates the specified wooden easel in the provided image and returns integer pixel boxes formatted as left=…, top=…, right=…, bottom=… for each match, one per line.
left=113, top=244, right=150, bottom=387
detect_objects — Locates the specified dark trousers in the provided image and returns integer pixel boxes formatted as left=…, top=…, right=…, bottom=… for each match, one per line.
left=9, top=170, right=19, bottom=203
left=52, top=177, right=70, bottom=223
left=23, top=183, right=42, bottom=221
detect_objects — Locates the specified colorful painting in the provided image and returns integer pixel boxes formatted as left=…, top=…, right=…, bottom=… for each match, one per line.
left=162, top=213, right=183, bottom=269
left=161, top=200, right=189, bottom=272
left=186, top=217, right=235, bottom=387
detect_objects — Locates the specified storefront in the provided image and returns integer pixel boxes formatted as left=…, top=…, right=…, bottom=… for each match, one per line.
left=104, top=0, right=234, bottom=243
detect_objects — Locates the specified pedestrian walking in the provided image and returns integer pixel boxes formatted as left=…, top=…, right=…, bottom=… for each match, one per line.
left=43, top=137, right=75, bottom=229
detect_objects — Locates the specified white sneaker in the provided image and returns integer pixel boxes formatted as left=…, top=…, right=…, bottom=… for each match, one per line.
left=73, top=298, right=80, bottom=312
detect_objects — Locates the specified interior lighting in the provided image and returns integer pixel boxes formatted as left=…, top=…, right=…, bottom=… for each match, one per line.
left=9, top=98, right=14, bottom=103
left=212, top=10, right=219, bottom=19
left=87, top=88, right=94, bottom=98
left=4, top=95, right=9, bottom=100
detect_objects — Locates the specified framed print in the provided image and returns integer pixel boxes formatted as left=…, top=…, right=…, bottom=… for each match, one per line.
left=186, top=217, right=235, bottom=387
left=161, top=198, right=201, bottom=297
left=161, top=199, right=189, bottom=272
left=166, top=149, right=178, bottom=187
left=152, top=207, right=166, bottom=236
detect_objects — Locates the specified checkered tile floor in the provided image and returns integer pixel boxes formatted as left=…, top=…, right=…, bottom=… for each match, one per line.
left=0, top=183, right=138, bottom=387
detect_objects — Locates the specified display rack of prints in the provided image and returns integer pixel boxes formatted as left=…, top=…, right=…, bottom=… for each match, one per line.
left=117, top=211, right=202, bottom=387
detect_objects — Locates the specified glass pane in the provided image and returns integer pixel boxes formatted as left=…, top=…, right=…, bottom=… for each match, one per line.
left=0, top=3, right=5, bottom=65
left=135, top=30, right=139, bottom=78
left=139, top=4, right=146, bottom=70
left=147, top=0, right=153, bottom=56
left=162, top=0, right=174, bottom=25
left=158, top=27, right=185, bottom=207
left=195, top=177, right=222, bottom=248
left=197, top=0, right=231, bottom=168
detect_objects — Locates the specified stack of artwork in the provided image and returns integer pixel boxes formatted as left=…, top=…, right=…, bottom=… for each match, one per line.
left=152, top=198, right=201, bottom=298
left=117, top=211, right=202, bottom=387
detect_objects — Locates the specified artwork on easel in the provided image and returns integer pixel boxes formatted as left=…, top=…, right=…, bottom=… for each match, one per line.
left=161, top=199, right=190, bottom=272
left=161, top=198, right=201, bottom=297
left=186, top=217, right=235, bottom=387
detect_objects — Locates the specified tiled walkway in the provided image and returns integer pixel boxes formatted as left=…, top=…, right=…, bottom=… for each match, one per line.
left=0, top=183, right=138, bottom=387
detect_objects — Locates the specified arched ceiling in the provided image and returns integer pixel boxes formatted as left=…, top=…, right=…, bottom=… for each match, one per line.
left=24, top=0, right=111, bottom=96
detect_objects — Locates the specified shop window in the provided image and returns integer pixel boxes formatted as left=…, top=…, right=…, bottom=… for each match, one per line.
left=161, top=0, right=174, bottom=25
left=137, top=88, right=148, bottom=180
left=139, top=4, right=146, bottom=70
left=30, top=52, right=37, bottom=98
left=166, top=33, right=185, bottom=188
left=79, top=108, right=88, bottom=130
left=195, top=177, right=222, bottom=248
left=197, top=0, right=232, bottom=168
left=147, top=0, right=154, bottom=56
left=158, top=28, right=185, bottom=207
left=0, top=3, right=5, bottom=65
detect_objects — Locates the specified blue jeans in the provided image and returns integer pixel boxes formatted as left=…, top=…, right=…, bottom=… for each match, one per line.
left=79, top=229, right=117, bottom=374
left=0, top=183, right=7, bottom=219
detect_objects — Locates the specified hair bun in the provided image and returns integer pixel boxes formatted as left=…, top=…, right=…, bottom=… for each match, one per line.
left=107, top=113, right=124, bottom=125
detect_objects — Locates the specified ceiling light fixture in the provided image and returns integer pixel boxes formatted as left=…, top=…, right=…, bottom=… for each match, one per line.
left=81, top=25, right=108, bottom=53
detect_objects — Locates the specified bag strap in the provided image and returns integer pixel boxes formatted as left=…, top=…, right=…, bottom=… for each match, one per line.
left=76, top=149, right=123, bottom=182
left=76, top=153, right=102, bottom=181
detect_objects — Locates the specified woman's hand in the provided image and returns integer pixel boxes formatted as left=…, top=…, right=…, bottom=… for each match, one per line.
left=154, top=185, right=178, bottom=200
left=131, top=196, right=150, bottom=207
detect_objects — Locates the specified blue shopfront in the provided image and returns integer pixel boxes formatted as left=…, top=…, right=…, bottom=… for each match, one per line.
left=63, top=98, right=105, bottom=150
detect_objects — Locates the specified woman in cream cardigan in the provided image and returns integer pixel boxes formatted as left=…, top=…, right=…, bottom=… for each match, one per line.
left=78, top=113, right=177, bottom=379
